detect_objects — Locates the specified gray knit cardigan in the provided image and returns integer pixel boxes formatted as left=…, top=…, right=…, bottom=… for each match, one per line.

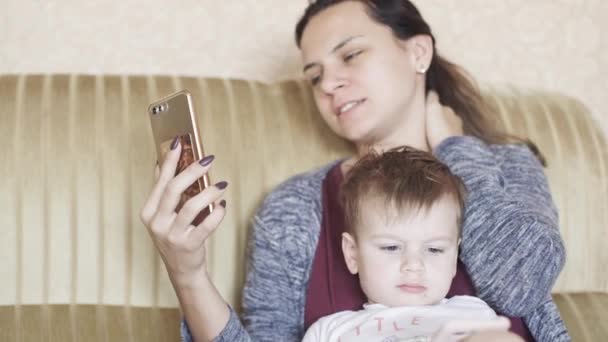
left=182, top=136, right=570, bottom=342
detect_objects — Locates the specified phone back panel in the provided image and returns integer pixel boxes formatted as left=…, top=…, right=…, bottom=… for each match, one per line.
left=148, top=90, right=205, bottom=164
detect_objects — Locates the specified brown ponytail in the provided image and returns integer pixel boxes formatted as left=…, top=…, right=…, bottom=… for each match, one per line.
left=428, top=54, right=546, bottom=165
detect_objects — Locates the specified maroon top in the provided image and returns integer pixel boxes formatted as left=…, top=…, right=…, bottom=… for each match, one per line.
left=304, top=163, right=534, bottom=341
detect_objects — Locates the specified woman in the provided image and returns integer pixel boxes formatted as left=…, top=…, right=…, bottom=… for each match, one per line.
left=139, top=1, right=568, bottom=341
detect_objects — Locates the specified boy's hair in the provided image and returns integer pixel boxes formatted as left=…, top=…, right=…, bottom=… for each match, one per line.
left=341, top=146, right=467, bottom=235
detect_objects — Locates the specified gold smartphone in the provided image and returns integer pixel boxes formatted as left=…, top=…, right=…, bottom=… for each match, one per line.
left=148, top=90, right=213, bottom=225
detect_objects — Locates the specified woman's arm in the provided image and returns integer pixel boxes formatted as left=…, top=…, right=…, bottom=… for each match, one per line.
left=239, top=215, right=312, bottom=340
left=179, top=216, right=310, bottom=342
left=434, top=136, right=566, bottom=317
left=240, top=169, right=327, bottom=340
left=139, top=141, right=234, bottom=342
left=524, top=295, right=570, bottom=341
left=181, top=169, right=327, bottom=342
left=178, top=275, right=234, bottom=342
left=179, top=216, right=311, bottom=342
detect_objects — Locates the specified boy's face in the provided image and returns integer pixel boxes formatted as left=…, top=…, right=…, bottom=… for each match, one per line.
left=342, top=195, right=460, bottom=307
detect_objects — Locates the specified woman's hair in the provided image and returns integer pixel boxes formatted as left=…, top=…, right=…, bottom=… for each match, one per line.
left=295, top=0, right=545, bottom=165
left=341, top=146, right=466, bottom=235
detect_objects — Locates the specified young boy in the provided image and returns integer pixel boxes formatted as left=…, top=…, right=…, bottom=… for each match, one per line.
left=302, top=147, right=518, bottom=342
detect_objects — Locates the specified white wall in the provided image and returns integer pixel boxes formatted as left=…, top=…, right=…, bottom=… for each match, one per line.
left=2, top=0, right=606, bottom=134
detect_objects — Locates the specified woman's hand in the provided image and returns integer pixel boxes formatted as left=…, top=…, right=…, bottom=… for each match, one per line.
left=425, top=90, right=464, bottom=150
left=140, top=138, right=227, bottom=288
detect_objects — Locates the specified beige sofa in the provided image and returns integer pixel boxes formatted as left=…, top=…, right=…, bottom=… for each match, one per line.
left=0, top=74, right=606, bottom=341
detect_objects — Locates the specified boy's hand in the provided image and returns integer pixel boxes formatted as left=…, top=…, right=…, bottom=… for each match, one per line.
left=432, top=316, right=511, bottom=342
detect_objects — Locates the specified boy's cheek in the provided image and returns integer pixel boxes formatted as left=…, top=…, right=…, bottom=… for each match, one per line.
left=363, top=252, right=397, bottom=270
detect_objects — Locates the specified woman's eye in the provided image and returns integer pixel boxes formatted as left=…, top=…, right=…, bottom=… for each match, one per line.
left=310, top=75, right=321, bottom=86
left=428, top=247, right=444, bottom=254
left=344, top=50, right=362, bottom=62
left=380, top=245, right=400, bottom=252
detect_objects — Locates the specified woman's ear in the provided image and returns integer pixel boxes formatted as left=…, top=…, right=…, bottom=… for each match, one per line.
left=342, top=232, right=359, bottom=275
left=407, top=34, right=434, bottom=73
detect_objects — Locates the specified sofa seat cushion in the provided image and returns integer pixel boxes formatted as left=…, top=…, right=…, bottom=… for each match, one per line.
left=0, top=305, right=180, bottom=341
left=553, top=292, right=608, bottom=341
left=1, top=293, right=606, bottom=341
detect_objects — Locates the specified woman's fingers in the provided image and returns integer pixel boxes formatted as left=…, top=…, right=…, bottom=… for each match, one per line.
left=189, top=199, right=227, bottom=245
left=171, top=180, right=228, bottom=234
left=425, top=90, right=464, bottom=150
left=154, top=164, right=160, bottom=180
left=137, top=137, right=225, bottom=284
left=140, top=137, right=182, bottom=225
left=164, top=198, right=227, bottom=262
left=155, top=154, right=216, bottom=224
left=426, top=90, right=441, bottom=109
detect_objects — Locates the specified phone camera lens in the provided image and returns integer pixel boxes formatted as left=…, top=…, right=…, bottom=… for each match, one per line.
left=152, top=104, right=167, bottom=115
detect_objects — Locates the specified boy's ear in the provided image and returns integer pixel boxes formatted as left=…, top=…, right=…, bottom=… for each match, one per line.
left=342, top=232, right=359, bottom=275
left=451, top=238, right=462, bottom=279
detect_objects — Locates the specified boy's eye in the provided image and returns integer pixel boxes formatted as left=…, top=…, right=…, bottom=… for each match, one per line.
left=380, top=245, right=400, bottom=252
left=428, top=247, right=444, bottom=254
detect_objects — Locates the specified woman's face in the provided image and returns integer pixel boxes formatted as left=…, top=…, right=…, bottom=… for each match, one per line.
left=300, top=1, right=427, bottom=147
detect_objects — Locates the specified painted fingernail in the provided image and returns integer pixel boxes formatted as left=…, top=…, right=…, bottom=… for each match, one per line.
left=219, top=200, right=226, bottom=208
left=199, top=155, right=215, bottom=167
left=170, top=136, right=179, bottom=150
left=215, top=181, right=228, bottom=190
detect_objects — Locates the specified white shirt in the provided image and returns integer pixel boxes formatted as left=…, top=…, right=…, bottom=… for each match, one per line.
left=302, top=296, right=497, bottom=342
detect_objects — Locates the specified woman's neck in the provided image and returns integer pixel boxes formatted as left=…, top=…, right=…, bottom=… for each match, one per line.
left=342, top=103, right=428, bottom=175
left=341, top=84, right=429, bottom=174
left=355, top=129, right=428, bottom=157
left=355, top=94, right=429, bottom=157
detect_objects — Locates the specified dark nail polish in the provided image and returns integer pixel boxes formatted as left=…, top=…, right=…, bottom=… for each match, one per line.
left=219, top=200, right=226, bottom=208
left=170, top=136, right=179, bottom=150
left=199, top=155, right=215, bottom=167
left=215, top=181, right=228, bottom=190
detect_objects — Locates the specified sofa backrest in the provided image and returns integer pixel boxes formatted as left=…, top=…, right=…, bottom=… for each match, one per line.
left=0, top=74, right=606, bottom=311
